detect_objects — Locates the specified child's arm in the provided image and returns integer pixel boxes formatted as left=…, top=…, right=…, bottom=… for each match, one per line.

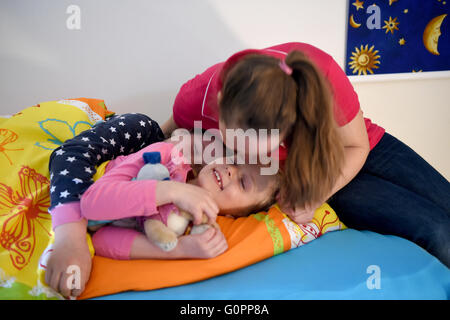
left=45, top=219, right=92, bottom=298
left=80, top=142, right=219, bottom=224
left=92, top=225, right=228, bottom=260
left=79, top=142, right=176, bottom=221
left=49, top=113, right=165, bottom=229
left=160, top=114, right=179, bottom=138
left=46, top=113, right=165, bottom=298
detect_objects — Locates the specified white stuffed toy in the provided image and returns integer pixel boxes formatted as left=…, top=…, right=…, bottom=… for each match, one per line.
left=136, top=151, right=218, bottom=251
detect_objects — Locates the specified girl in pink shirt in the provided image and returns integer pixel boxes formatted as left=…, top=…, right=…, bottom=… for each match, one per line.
left=162, top=42, right=450, bottom=267
left=164, top=42, right=385, bottom=219
left=79, top=140, right=279, bottom=260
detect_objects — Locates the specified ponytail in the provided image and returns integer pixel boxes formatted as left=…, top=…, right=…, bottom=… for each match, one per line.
left=281, top=51, right=344, bottom=209
left=219, top=50, right=344, bottom=210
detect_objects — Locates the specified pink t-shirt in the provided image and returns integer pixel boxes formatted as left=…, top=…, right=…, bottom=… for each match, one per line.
left=173, top=42, right=385, bottom=155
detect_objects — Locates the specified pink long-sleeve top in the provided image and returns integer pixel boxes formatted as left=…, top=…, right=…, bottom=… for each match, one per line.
left=80, top=141, right=192, bottom=223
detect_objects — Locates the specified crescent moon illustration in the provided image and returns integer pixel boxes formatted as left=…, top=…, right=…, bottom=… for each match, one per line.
left=349, top=14, right=362, bottom=28
left=423, top=14, right=447, bottom=55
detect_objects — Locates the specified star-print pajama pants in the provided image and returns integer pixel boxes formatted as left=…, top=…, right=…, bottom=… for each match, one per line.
left=48, top=113, right=165, bottom=212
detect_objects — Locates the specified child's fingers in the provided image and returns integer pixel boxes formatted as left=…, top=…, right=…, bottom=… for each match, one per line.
left=193, top=203, right=217, bottom=225
left=290, top=208, right=315, bottom=224
left=213, top=239, right=228, bottom=256
left=201, top=190, right=219, bottom=215
left=196, top=226, right=216, bottom=241
left=71, top=283, right=85, bottom=298
left=70, top=278, right=86, bottom=298
left=204, top=205, right=219, bottom=224
left=206, top=197, right=219, bottom=215
left=206, top=228, right=227, bottom=248
left=44, top=268, right=53, bottom=288
left=49, top=270, right=62, bottom=296
left=207, top=230, right=228, bottom=257
left=192, top=208, right=205, bottom=225
left=200, top=197, right=218, bottom=217
left=77, top=265, right=89, bottom=297
left=59, top=271, right=73, bottom=298
left=280, top=205, right=295, bottom=216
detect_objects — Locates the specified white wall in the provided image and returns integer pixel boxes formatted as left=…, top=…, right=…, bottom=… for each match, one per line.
left=1, top=0, right=449, bottom=179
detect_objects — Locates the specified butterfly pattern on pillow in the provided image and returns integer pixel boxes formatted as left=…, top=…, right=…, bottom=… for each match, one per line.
left=0, top=166, right=52, bottom=270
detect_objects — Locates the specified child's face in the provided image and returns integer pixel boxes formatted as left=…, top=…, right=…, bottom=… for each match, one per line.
left=196, top=162, right=277, bottom=217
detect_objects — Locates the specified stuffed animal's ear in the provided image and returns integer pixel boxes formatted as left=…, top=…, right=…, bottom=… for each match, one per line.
left=143, top=152, right=161, bottom=164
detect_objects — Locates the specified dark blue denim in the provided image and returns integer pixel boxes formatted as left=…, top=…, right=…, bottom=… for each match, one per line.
left=329, top=132, right=450, bottom=267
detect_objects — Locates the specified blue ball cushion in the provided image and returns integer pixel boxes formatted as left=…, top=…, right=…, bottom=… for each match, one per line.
left=94, top=229, right=450, bottom=300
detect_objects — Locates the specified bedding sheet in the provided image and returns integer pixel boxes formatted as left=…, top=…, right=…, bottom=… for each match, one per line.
left=80, top=203, right=345, bottom=299
left=0, top=99, right=346, bottom=300
left=0, top=99, right=112, bottom=299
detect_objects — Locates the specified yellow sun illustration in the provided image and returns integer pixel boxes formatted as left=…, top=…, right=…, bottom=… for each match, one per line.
left=383, top=16, right=400, bottom=34
left=389, top=0, right=398, bottom=6
left=348, top=44, right=381, bottom=75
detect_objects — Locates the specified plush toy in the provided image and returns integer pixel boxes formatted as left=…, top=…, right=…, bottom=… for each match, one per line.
left=136, top=152, right=218, bottom=251
left=86, top=151, right=218, bottom=251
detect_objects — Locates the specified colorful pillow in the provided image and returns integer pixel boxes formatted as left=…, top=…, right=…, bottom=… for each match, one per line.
left=0, top=98, right=111, bottom=299
left=79, top=204, right=346, bottom=299
left=0, top=99, right=346, bottom=300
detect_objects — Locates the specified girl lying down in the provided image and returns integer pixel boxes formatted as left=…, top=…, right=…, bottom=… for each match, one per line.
left=79, top=140, right=279, bottom=260
left=46, top=113, right=279, bottom=297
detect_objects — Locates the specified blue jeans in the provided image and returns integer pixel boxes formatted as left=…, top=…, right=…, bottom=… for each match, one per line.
left=328, top=133, right=450, bottom=267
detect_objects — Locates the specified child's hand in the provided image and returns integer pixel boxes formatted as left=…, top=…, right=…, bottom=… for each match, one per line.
left=166, top=181, right=219, bottom=225
left=175, top=227, right=228, bottom=259
left=281, top=202, right=321, bottom=225
left=45, top=221, right=92, bottom=298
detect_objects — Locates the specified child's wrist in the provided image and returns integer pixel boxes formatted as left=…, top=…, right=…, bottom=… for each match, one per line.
left=54, top=219, right=88, bottom=244
left=155, top=180, right=178, bottom=206
left=170, top=244, right=186, bottom=259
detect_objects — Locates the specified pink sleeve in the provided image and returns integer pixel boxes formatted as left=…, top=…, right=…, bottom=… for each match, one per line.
left=49, top=201, right=86, bottom=231
left=325, top=56, right=360, bottom=127
left=80, top=142, right=175, bottom=221
left=92, top=226, right=140, bottom=260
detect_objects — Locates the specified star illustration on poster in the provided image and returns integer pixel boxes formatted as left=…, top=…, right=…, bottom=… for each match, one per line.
left=346, top=0, right=449, bottom=75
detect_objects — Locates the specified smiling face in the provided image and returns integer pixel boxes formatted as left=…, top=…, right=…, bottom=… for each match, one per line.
left=195, top=161, right=279, bottom=217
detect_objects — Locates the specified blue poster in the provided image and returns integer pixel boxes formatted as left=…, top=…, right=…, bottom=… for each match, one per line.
left=345, top=0, right=449, bottom=75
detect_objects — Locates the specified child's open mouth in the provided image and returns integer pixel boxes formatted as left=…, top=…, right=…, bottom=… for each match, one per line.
left=213, top=168, right=223, bottom=190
